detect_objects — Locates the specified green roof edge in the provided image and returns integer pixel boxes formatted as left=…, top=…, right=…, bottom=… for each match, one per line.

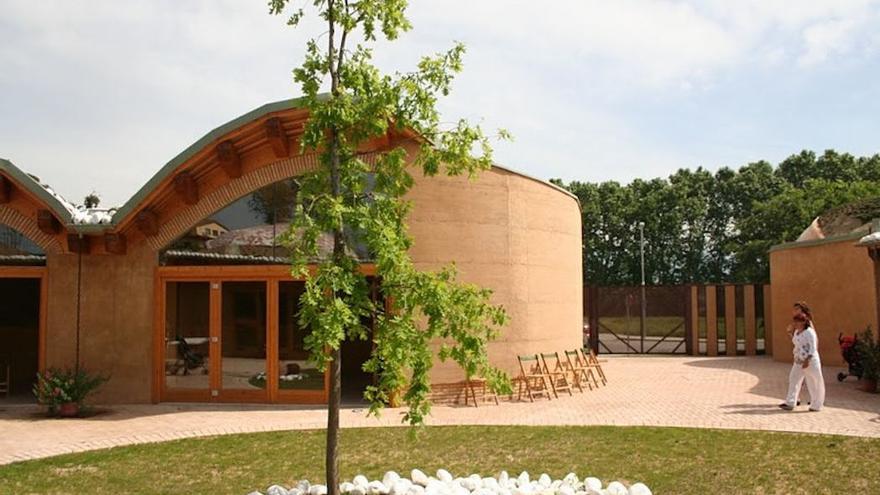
left=112, top=96, right=310, bottom=226
left=0, top=157, right=74, bottom=224
left=7, top=95, right=579, bottom=231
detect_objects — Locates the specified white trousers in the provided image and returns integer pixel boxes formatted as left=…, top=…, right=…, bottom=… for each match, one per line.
left=785, top=359, right=825, bottom=410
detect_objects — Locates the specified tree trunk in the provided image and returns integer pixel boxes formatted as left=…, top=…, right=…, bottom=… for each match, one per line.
left=326, top=4, right=343, bottom=493
left=326, top=346, right=341, bottom=495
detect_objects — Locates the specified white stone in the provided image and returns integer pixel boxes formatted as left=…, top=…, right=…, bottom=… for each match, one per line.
left=558, top=485, right=575, bottom=495
left=368, top=481, right=389, bottom=495
left=605, top=482, right=626, bottom=495
left=512, top=486, right=532, bottom=495
left=517, top=472, right=530, bottom=487
left=407, top=485, right=426, bottom=495
left=627, top=484, right=651, bottom=495
left=354, top=476, right=370, bottom=489
left=384, top=472, right=402, bottom=489
left=391, top=480, right=412, bottom=495
left=537, top=474, right=551, bottom=488
left=310, top=485, right=328, bottom=495
left=267, top=486, right=288, bottom=495
left=437, top=470, right=454, bottom=484
left=412, top=469, right=430, bottom=487
left=453, top=485, right=470, bottom=495
left=462, top=476, right=480, bottom=491
left=497, top=472, right=509, bottom=486
left=562, top=474, right=578, bottom=486
left=482, top=477, right=499, bottom=491
left=298, top=481, right=311, bottom=493
left=583, top=479, right=602, bottom=492
left=247, top=492, right=264, bottom=495
left=350, top=488, right=366, bottom=495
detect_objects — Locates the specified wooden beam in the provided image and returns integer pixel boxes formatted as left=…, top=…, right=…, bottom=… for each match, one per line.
left=705, top=285, right=717, bottom=356
left=0, top=175, right=10, bottom=203
left=136, top=209, right=160, bottom=237
left=690, top=285, right=700, bottom=356
left=67, top=234, right=91, bottom=254
left=725, top=284, right=737, bottom=356
left=265, top=117, right=289, bottom=158
left=173, top=172, right=199, bottom=205
left=36, top=210, right=60, bottom=235
left=216, top=140, right=242, bottom=179
left=744, top=284, right=757, bottom=356
left=104, top=232, right=127, bottom=255
left=763, top=284, right=773, bottom=356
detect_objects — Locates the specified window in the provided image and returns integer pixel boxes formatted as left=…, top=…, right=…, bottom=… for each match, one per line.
left=160, top=177, right=371, bottom=266
left=0, top=224, right=45, bottom=266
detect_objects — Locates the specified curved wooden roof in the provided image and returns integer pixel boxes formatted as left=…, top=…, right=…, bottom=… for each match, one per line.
left=2, top=97, right=578, bottom=254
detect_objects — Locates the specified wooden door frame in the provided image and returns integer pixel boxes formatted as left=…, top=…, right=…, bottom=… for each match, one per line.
left=153, top=264, right=376, bottom=404
left=0, top=266, right=48, bottom=375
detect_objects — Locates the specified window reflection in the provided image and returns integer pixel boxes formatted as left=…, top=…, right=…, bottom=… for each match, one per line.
left=276, top=281, right=324, bottom=391
left=164, top=282, right=211, bottom=390
left=0, top=224, right=45, bottom=266
left=160, top=177, right=371, bottom=265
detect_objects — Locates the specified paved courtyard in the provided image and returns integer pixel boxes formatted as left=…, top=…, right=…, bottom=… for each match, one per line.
left=1, top=356, right=879, bottom=465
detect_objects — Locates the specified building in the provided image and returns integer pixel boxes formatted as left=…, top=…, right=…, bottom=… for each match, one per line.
left=769, top=199, right=880, bottom=366
left=0, top=99, right=583, bottom=404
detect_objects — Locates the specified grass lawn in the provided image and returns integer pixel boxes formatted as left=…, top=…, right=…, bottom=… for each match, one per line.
left=2, top=425, right=879, bottom=494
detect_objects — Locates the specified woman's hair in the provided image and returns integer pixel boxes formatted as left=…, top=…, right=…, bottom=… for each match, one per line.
left=794, top=301, right=813, bottom=325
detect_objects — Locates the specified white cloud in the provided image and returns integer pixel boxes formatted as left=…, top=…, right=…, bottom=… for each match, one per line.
left=1, top=0, right=879, bottom=205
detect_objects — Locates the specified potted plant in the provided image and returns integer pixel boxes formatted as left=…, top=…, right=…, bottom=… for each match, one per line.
left=854, top=327, right=879, bottom=393
left=33, top=367, right=109, bottom=417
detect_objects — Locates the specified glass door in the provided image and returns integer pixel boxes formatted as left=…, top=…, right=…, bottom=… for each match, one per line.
left=163, top=281, right=213, bottom=398
left=219, top=281, right=268, bottom=401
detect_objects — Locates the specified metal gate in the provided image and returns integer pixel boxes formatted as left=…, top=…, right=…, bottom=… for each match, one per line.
left=585, top=285, right=690, bottom=354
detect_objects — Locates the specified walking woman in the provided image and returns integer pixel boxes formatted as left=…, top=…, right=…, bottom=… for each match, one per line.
left=780, top=301, right=825, bottom=411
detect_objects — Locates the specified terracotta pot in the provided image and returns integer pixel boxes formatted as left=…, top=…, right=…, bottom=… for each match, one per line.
left=58, top=402, right=80, bottom=418
left=860, top=378, right=878, bottom=393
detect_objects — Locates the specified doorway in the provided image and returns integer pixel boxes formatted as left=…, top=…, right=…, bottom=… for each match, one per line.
left=0, top=277, right=41, bottom=402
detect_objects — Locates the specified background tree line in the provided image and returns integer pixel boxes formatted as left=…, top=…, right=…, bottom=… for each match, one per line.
left=552, top=150, right=880, bottom=286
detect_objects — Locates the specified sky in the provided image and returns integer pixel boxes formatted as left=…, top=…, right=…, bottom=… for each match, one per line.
left=1, top=0, right=880, bottom=207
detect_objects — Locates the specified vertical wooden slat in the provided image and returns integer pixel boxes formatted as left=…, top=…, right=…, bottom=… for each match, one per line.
left=705, top=285, right=717, bottom=356
left=38, top=271, right=48, bottom=373
left=744, top=285, right=756, bottom=356
left=725, top=284, right=737, bottom=356
left=588, top=285, right=600, bottom=354
left=690, top=285, right=700, bottom=355
left=763, top=284, right=773, bottom=356
left=151, top=272, right=163, bottom=403
left=266, top=279, right=279, bottom=403
left=210, top=280, right=222, bottom=397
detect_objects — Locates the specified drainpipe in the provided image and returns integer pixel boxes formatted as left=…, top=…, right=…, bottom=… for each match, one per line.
left=75, top=233, right=83, bottom=372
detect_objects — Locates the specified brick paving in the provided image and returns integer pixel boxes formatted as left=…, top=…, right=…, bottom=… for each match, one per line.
left=1, top=356, right=879, bottom=465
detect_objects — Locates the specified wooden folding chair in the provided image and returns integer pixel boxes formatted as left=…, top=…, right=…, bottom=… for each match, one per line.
left=517, top=354, right=553, bottom=402
left=564, top=349, right=597, bottom=391
left=539, top=352, right=573, bottom=397
left=579, top=347, right=607, bottom=386
left=462, top=377, right=499, bottom=407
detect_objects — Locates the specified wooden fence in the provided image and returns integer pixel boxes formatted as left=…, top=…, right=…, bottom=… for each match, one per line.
left=586, top=284, right=772, bottom=356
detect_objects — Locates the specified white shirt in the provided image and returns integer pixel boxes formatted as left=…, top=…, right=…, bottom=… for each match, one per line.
left=792, top=326, right=819, bottom=365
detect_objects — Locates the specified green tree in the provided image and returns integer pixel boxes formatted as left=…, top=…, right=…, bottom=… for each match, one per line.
left=267, top=1, right=511, bottom=491
left=556, top=149, right=880, bottom=286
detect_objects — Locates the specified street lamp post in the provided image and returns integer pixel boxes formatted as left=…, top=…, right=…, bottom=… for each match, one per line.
left=639, top=222, right=647, bottom=353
